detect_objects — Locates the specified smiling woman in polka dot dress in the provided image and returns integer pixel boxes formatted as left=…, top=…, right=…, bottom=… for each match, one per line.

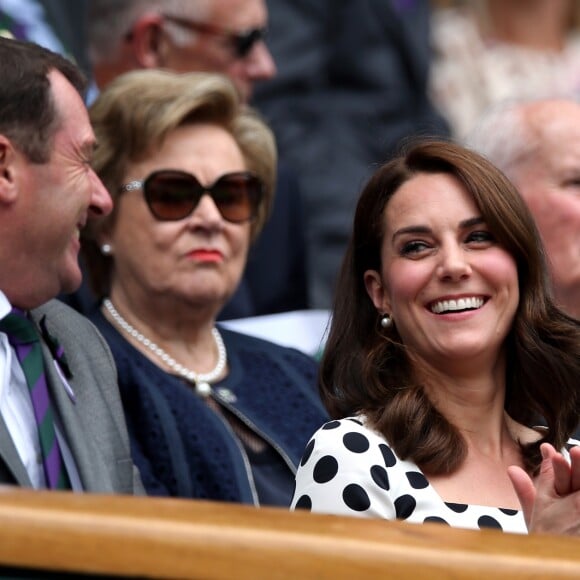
left=292, top=140, right=580, bottom=535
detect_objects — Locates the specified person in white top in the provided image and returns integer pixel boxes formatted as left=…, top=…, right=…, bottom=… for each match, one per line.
left=430, top=0, right=580, bottom=139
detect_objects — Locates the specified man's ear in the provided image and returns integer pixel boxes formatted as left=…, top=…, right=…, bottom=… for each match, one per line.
left=0, top=136, right=19, bottom=205
left=128, top=14, right=166, bottom=68
left=363, top=269, right=391, bottom=314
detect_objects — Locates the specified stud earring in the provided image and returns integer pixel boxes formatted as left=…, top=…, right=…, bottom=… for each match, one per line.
left=100, top=243, right=112, bottom=255
left=380, top=314, right=392, bottom=328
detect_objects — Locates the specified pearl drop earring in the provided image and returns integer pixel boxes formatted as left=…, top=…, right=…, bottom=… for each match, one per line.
left=101, top=243, right=112, bottom=255
left=380, top=314, right=392, bottom=328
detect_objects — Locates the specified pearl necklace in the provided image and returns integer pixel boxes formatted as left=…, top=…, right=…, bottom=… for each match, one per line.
left=103, top=298, right=226, bottom=397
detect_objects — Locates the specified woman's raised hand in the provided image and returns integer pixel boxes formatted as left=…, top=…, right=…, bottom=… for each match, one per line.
left=508, top=443, right=580, bottom=535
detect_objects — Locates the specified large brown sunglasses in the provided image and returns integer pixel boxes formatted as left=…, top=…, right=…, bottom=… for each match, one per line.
left=119, top=170, right=263, bottom=223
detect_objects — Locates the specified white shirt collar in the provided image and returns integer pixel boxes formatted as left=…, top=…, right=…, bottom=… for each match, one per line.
left=0, top=290, right=12, bottom=320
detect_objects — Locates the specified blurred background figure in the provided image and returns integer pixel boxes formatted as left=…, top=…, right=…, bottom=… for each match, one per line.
left=430, top=0, right=580, bottom=139
left=86, top=0, right=309, bottom=321
left=253, top=0, right=449, bottom=309
left=1, top=0, right=64, bottom=47
left=88, top=0, right=275, bottom=102
left=0, top=0, right=90, bottom=74
left=466, top=97, right=580, bottom=320
left=82, top=69, right=328, bottom=505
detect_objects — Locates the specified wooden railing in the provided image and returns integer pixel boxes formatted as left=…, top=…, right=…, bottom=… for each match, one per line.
left=0, top=489, right=579, bottom=578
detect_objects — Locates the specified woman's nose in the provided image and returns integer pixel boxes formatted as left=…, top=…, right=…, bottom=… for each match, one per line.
left=436, top=243, right=472, bottom=281
left=188, top=193, right=224, bottom=230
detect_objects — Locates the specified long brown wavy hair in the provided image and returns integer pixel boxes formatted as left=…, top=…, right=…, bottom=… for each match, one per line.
left=320, top=139, right=580, bottom=476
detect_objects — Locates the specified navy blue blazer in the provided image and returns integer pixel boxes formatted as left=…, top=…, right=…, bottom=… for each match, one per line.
left=90, top=309, right=328, bottom=505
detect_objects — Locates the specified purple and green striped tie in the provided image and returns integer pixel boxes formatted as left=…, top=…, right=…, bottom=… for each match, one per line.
left=0, top=308, right=71, bottom=490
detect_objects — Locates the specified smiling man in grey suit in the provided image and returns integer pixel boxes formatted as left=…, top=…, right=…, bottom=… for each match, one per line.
left=0, top=36, right=143, bottom=493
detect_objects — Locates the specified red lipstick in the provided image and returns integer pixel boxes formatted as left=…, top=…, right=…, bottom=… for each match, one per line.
left=188, top=249, right=223, bottom=263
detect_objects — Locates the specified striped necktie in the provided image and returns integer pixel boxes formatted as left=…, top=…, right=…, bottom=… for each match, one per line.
left=0, top=308, right=71, bottom=490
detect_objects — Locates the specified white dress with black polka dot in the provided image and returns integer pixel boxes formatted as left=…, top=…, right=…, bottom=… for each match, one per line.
left=291, top=416, right=579, bottom=533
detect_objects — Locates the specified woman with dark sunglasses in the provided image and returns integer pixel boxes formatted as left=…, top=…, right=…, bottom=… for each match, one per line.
left=81, top=69, right=328, bottom=505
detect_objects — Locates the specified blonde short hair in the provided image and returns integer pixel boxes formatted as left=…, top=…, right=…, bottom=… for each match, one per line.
left=84, top=69, right=277, bottom=297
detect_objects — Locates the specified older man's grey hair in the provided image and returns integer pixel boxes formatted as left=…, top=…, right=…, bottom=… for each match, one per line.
left=463, top=99, right=541, bottom=182
left=88, top=0, right=211, bottom=64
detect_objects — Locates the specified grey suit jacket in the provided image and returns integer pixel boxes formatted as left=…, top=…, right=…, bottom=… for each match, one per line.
left=0, top=299, right=143, bottom=494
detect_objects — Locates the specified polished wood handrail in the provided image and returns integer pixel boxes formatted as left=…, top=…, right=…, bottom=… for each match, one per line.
left=0, top=489, right=579, bottom=578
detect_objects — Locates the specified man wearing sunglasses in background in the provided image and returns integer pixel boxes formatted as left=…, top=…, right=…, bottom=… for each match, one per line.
left=89, top=0, right=275, bottom=102
left=78, top=0, right=310, bottom=322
